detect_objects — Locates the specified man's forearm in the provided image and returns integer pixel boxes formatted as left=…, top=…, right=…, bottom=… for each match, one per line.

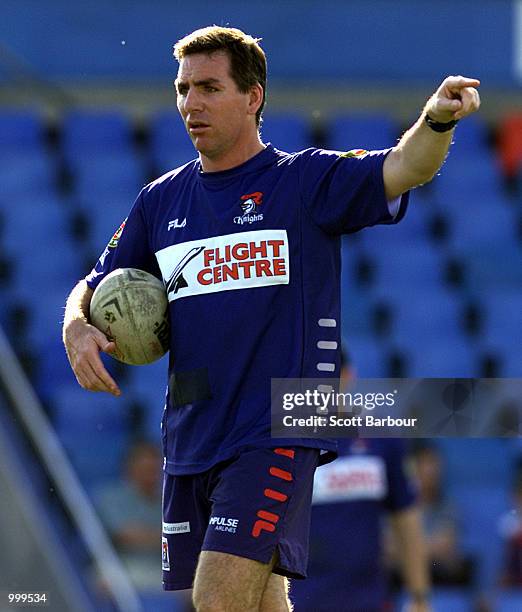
left=390, top=507, right=431, bottom=599
left=391, top=111, right=455, bottom=188
left=383, top=75, right=480, bottom=199
left=63, top=280, right=94, bottom=334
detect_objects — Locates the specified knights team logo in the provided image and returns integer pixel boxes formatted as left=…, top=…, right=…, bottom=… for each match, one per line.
left=234, top=192, right=264, bottom=225
left=162, top=536, right=170, bottom=571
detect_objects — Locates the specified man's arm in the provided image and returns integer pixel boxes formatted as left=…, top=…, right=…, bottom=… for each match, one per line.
left=384, top=75, right=481, bottom=200
left=62, top=280, right=121, bottom=396
left=389, top=506, right=431, bottom=612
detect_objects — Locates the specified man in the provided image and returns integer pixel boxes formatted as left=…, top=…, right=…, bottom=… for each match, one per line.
left=291, top=438, right=430, bottom=612
left=62, top=26, right=480, bottom=612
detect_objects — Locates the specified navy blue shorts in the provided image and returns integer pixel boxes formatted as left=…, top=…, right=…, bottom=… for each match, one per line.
left=161, top=446, right=319, bottom=590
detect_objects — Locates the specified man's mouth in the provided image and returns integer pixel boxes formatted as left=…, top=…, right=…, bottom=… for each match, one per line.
left=188, top=121, right=210, bottom=134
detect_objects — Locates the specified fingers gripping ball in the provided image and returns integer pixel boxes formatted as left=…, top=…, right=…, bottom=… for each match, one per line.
left=90, top=268, right=169, bottom=365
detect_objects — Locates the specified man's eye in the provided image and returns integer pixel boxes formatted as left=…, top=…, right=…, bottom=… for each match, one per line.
left=206, top=86, right=218, bottom=92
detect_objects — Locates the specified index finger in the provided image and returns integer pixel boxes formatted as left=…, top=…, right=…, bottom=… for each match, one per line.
left=89, top=352, right=121, bottom=395
left=446, top=75, right=481, bottom=91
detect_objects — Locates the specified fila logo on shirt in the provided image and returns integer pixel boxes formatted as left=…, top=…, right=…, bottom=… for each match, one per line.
left=234, top=191, right=264, bottom=225
left=168, top=218, right=187, bottom=230
left=156, top=229, right=290, bottom=301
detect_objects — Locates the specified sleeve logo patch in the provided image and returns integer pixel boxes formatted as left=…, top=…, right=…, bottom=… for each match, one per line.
left=108, top=219, right=127, bottom=248
left=339, top=149, right=369, bottom=158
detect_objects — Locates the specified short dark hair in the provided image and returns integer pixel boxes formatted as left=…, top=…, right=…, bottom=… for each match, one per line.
left=173, top=26, right=267, bottom=127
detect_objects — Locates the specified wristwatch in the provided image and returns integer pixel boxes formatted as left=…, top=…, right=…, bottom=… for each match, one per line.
left=424, top=113, right=459, bottom=132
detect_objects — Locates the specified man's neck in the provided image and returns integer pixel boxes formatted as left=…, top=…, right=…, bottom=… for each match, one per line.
left=200, top=138, right=266, bottom=173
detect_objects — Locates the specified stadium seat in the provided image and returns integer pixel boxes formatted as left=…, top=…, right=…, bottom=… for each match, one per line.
left=0, top=108, right=47, bottom=153
left=69, top=152, right=147, bottom=200
left=260, top=112, right=310, bottom=153
left=377, top=288, right=465, bottom=345
left=49, top=384, right=133, bottom=487
left=498, top=590, right=522, bottom=612
left=479, top=290, right=522, bottom=356
left=62, top=109, right=135, bottom=160
left=149, top=110, right=197, bottom=174
left=402, top=339, right=477, bottom=377
left=328, top=113, right=398, bottom=152
left=450, top=114, right=490, bottom=155
left=433, top=153, right=504, bottom=199
left=370, top=242, right=443, bottom=289
left=341, top=334, right=388, bottom=377
left=0, top=152, right=57, bottom=199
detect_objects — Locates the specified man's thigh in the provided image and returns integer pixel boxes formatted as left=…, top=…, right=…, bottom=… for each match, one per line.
left=193, top=550, right=274, bottom=611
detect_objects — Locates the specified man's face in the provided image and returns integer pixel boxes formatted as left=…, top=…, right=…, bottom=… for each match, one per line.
left=176, top=51, right=255, bottom=161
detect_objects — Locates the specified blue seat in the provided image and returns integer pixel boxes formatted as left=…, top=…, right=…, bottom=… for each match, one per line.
left=70, top=151, right=147, bottom=200
left=260, top=113, right=310, bottom=153
left=403, top=339, right=477, bottom=377
left=0, top=108, right=46, bottom=153
left=76, top=190, right=137, bottom=245
left=498, top=590, right=522, bottom=612
left=380, top=288, right=465, bottom=345
left=328, top=113, right=398, bottom=152
left=341, top=334, right=388, bottom=377
left=450, top=114, right=491, bottom=156
left=149, top=110, right=197, bottom=174
left=0, top=151, right=57, bottom=199
left=50, top=384, right=133, bottom=486
left=62, top=110, right=135, bottom=159
left=478, top=291, right=522, bottom=359
left=371, top=242, right=443, bottom=288
left=433, top=152, right=503, bottom=199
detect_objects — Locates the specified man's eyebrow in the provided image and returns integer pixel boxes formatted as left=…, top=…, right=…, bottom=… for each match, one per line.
left=175, top=77, right=223, bottom=88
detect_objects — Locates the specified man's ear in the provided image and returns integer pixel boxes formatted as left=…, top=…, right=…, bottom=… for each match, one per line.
left=248, top=83, right=264, bottom=117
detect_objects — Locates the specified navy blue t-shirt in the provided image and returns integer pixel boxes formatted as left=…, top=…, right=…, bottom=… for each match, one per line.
left=291, top=438, right=416, bottom=611
left=86, top=145, right=408, bottom=475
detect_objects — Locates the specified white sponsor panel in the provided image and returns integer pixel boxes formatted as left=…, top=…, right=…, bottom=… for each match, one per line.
left=156, top=229, right=290, bottom=301
left=312, top=455, right=387, bottom=504
left=163, top=521, right=190, bottom=534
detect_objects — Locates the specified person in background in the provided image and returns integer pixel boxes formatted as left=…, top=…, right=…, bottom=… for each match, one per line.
left=498, top=476, right=522, bottom=586
left=291, top=354, right=431, bottom=611
left=411, top=443, right=474, bottom=586
left=94, top=440, right=163, bottom=589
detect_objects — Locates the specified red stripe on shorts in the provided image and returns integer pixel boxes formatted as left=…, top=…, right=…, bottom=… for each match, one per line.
left=274, top=448, right=295, bottom=459
left=251, top=520, right=276, bottom=538
left=269, top=466, right=293, bottom=481
left=264, top=488, right=288, bottom=502
left=257, top=509, right=280, bottom=524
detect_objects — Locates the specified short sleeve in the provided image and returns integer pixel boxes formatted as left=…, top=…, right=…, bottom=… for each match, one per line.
left=382, top=439, right=417, bottom=512
left=298, top=148, right=408, bottom=235
left=85, top=192, right=162, bottom=290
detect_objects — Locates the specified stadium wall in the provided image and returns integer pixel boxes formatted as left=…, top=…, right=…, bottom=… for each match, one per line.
left=0, top=0, right=518, bottom=86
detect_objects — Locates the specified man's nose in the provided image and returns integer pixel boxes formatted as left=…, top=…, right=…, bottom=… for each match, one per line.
left=183, top=87, right=203, bottom=113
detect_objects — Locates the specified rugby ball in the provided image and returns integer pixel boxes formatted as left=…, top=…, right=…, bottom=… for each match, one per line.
left=90, top=268, right=169, bottom=365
